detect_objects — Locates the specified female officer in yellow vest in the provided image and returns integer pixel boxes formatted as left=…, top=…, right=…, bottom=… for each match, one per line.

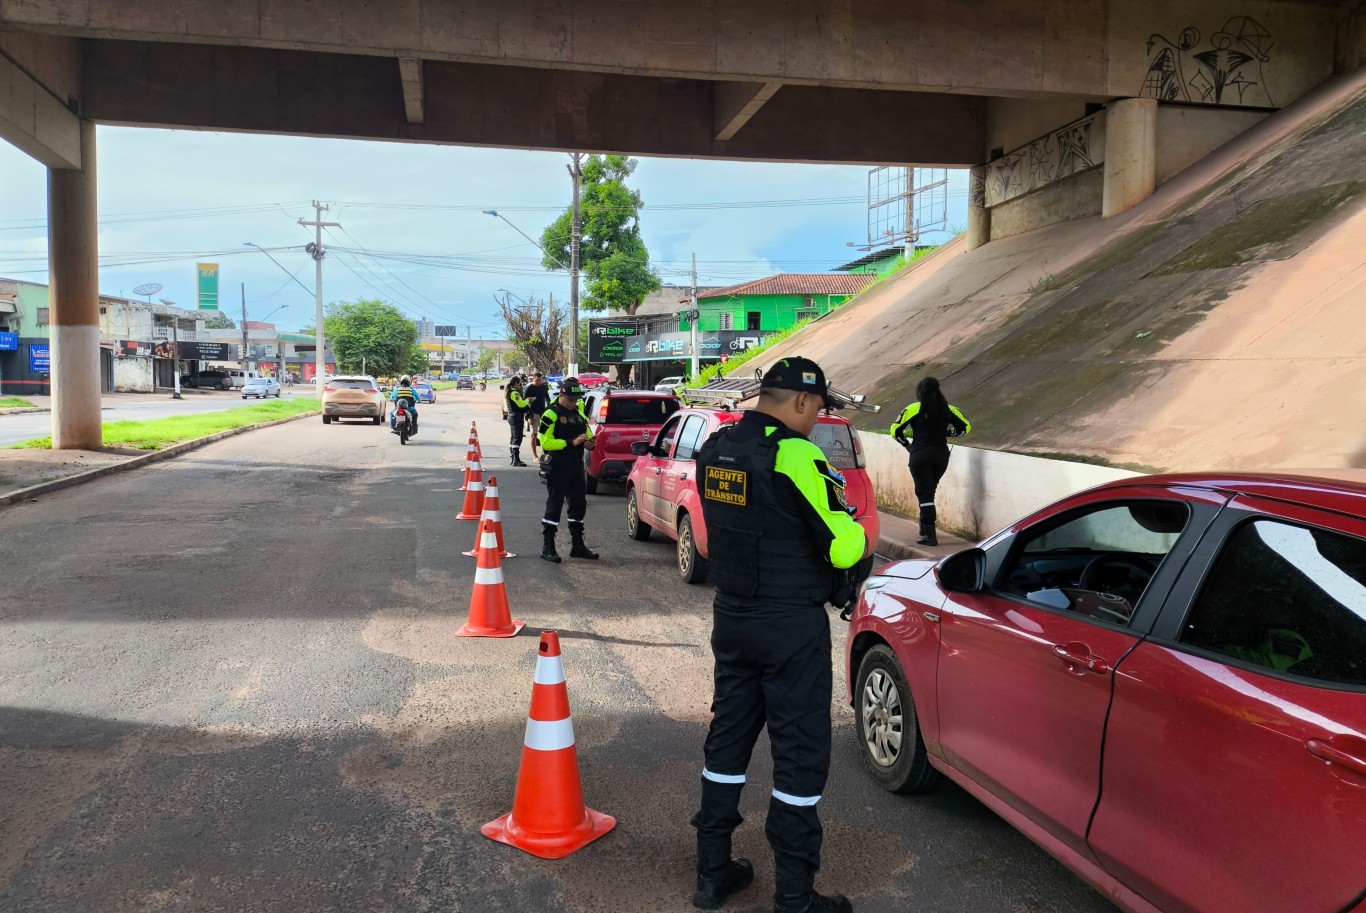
left=890, top=376, right=970, bottom=546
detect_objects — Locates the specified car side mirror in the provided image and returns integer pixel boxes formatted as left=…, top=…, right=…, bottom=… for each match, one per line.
left=935, top=547, right=986, bottom=594
left=630, top=441, right=651, bottom=457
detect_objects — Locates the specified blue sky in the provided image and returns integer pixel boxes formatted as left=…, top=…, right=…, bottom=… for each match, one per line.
left=0, top=127, right=967, bottom=333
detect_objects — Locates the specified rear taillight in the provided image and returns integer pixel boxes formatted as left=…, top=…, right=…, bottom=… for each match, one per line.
left=852, top=431, right=866, bottom=469
left=598, top=403, right=609, bottom=421
left=367, top=388, right=378, bottom=394
left=323, top=386, right=335, bottom=392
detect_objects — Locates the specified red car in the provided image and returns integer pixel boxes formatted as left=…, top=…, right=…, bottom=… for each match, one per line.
left=625, top=407, right=880, bottom=584
left=577, top=372, right=611, bottom=388
left=581, top=388, right=681, bottom=494
left=846, top=472, right=1366, bottom=913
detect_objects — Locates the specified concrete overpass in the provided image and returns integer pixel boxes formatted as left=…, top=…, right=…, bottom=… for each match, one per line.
left=1, top=0, right=1363, bottom=446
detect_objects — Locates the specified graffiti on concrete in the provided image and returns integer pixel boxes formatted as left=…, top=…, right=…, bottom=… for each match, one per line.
left=1140, top=17, right=1275, bottom=107
left=984, top=114, right=1102, bottom=208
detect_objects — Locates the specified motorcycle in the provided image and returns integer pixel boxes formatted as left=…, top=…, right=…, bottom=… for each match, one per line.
left=479, top=380, right=487, bottom=392
left=392, top=406, right=415, bottom=444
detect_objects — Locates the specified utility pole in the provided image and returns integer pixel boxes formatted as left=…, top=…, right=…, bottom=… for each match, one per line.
left=298, top=200, right=340, bottom=397
left=903, top=166, right=915, bottom=259
left=689, top=252, right=700, bottom=382
left=171, top=314, right=182, bottom=399
left=240, top=282, right=249, bottom=371
left=567, top=153, right=582, bottom=376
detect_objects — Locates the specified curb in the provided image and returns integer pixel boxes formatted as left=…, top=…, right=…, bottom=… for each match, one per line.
left=0, top=407, right=47, bottom=415
left=0, top=408, right=320, bottom=508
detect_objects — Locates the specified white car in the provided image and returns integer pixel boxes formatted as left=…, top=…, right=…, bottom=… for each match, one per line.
left=654, top=376, right=686, bottom=393
left=241, top=377, right=283, bottom=399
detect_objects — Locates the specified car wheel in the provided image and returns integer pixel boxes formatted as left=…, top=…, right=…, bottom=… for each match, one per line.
left=323, top=415, right=332, bottom=425
left=855, top=644, right=937, bottom=794
left=372, top=416, right=382, bottom=425
left=217, top=381, right=229, bottom=391
left=242, top=394, right=248, bottom=399
left=677, top=513, right=708, bottom=584
left=627, top=488, right=651, bottom=541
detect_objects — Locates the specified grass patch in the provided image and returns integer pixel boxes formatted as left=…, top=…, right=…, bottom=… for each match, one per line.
left=0, top=397, right=35, bottom=408
left=12, top=398, right=319, bottom=450
left=431, top=381, right=457, bottom=390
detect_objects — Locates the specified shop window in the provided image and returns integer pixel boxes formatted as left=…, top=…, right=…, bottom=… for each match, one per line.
left=746, top=312, right=761, bottom=331
left=36, top=308, right=49, bottom=324
left=718, top=312, right=734, bottom=330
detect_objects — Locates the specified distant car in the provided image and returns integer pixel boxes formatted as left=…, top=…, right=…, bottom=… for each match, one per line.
left=455, top=376, right=475, bottom=390
left=322, top=375, right=386, bottom=425
left=180, top=370, right=232, bottom=390
left=580, top=389, right=682, bottom=494
left=845, top=472, right=1366, bottom=913
left=578, top=372, right=610, bottom=388
left=654, top=376, right=687, bottom=393
left=415, top=381, right=436, bottom=404
left=625, top=407, right=878, bottom=584
left=241, top=377, right=282, bottom=399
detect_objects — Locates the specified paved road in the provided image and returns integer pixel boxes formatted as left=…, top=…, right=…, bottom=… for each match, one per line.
left=0, top=390, right=316, bottom=446
left=0, top=391, right=1118, bottom=913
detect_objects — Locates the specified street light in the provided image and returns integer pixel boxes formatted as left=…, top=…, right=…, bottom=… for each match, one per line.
left=485, top=209, right=580, bottom=374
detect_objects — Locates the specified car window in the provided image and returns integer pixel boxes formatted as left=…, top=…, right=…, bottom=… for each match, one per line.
left=331, top=379, right=374, bottom=390
left=809, top=420, right=858, bottom=470
left=997, top=500, right=1190, bottom=627
left=606, top=396, right=680, bottom=425
left=654, top=416, right=684, bottom=457
left=673, top=415, right=708, bottom=461
left=1180, top=518, right=1366, bottom=687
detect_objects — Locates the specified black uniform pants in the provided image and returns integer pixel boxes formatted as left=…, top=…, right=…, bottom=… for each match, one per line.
left=693, top=603, right=832, bottom=899
left=507, top=412, right=525, bottom=448
left=909, top=446, right=951, bottom=536
left=542, top=453, right=587, bottom=532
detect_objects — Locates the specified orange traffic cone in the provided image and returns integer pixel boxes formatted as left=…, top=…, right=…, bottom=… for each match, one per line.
left=464, top=475, right=515, bottom=559
left=457, top=460, right=486, bottom=520
left=456, top=519, right=525, bottom=638
left=482, top=631, right=616, bottom=857
left=458, top=440, right=480, bottom=492
left=469, top=423, right=482, bottom=459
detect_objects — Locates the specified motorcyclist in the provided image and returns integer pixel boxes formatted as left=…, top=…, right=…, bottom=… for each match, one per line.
left=390, top=375, right=419, bottom=435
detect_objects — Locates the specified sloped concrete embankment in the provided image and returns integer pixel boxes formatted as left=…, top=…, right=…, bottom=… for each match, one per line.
left=760, top=69, right=1366, bottom=473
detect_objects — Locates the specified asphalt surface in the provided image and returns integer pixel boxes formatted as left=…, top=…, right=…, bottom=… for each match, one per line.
left=0, top=391, right=1119, bottom=913
left=0, top=389, right=314, bottom=446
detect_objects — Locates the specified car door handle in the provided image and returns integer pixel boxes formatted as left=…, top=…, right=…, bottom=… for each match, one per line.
left=1306, top=738, right=1366, bottom=778
left=1053, top=643, right=1110, bottom=675
left=679, top=472, right=688, bottom=480
left=654, top=467, right=663, bottom=475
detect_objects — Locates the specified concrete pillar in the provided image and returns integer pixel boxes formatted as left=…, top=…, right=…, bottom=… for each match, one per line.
left=967, top=165, right=991, bottom=250
left=48, top=120, right=102, bottom=450
left=1102, top=97, right=1157, bottom=218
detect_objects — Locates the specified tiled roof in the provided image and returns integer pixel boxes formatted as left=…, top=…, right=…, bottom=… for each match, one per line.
left=697, top=273, right=877, bottom=300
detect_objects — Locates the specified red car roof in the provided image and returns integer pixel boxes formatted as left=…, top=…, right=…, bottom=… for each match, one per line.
left=1091, top=471, right=1366, bottom=515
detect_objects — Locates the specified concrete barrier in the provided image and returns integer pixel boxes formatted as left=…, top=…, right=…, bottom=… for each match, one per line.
left=861, top=432, right=1140, bottom=540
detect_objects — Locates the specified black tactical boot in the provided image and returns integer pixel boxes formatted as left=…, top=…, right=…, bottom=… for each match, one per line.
left=773, top=891, right=853, bottom=913
left=511, top=447, right=528, bottom=467
left=541, top=526, right=562, bottom=563
left=917, top=504, right=937, bottom=547
left=693, top=858, right=753, bottom=910
left=569, top=526, right=599, bottom=560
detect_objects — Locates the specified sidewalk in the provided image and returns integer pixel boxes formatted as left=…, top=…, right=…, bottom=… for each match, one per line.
left=876, top=508, right=976, bottom=561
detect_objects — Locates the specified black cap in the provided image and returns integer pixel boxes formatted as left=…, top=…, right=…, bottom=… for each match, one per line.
left=559, top=377, right=586, bottom=397
left=760, top=356, right=838, bottom=409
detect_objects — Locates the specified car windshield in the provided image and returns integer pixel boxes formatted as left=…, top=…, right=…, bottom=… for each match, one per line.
left=415, top=383, right=432, bottom=389
left=809, top=420, right=858, bottom=470
left=607, top=396, right=680, bottom=424
left=331, top=379, right=374, bottom=390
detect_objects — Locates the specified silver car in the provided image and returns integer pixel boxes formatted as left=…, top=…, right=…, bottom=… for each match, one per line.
left=241, top=377, right=283, bottom=399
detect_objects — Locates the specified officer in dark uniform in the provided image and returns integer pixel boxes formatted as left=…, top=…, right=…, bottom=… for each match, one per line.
left=690, top=357, right=872, bottom=913
left=890, top=376, right=971, bottom=546
left=536, top=377, right=600, bottom=563
left=505, top=375, right=531, bottom=467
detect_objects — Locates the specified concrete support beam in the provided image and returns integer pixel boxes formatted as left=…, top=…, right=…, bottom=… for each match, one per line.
left=1102, top=97, right=1157, bottom=219
left=968, top=166, right=991, bottom=250
left=397, top=56, right=423, bottom=125
left=713, top=81, right=781, bottom=142
left=48, top=119, right=101, bottom=450
left=0, top=49, right=81, bottom=169
left=83, top=43, right=986, bottom=165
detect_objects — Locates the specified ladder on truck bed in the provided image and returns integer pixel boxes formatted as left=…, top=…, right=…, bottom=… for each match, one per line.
left=680, top=370, right=881, bottom=413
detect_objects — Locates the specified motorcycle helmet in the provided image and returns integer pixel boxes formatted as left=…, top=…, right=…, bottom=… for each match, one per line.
left=400, top=375, right=411, bottom=385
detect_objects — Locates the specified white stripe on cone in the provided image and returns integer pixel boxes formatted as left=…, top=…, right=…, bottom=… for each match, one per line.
left=533, top=655, right=566, bottom=685
left=481, top=509, right=502, bottom=522
left=474, top=565, right=505, bottom=585
left=469, top=481, right=485, bottom=492
left=469, top=460, right=482, bottom=471
left=524, top=717, right=576, bottom=752
left=481, top=530, right=499, bottom=550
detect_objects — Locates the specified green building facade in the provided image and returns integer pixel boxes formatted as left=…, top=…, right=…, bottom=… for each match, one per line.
left=688, top=274, right=877, bottom=333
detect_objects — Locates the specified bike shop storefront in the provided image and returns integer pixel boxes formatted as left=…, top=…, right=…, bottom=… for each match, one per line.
left=587, top=319, right=773, bottom=387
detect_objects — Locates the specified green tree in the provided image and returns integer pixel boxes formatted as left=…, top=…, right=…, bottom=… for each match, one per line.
left=475, top=346, right=497, bottom=375
left=322, top=299, right=419, bottom=379
left=407, top=348, right=432, bottom=378
left=541, top=155, right=661, bottom=316
left=501, top=297, right=566, bottom=375
left=504, top=348, right=529, bottom=374
left=203, top=311, right=236, bottom=329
